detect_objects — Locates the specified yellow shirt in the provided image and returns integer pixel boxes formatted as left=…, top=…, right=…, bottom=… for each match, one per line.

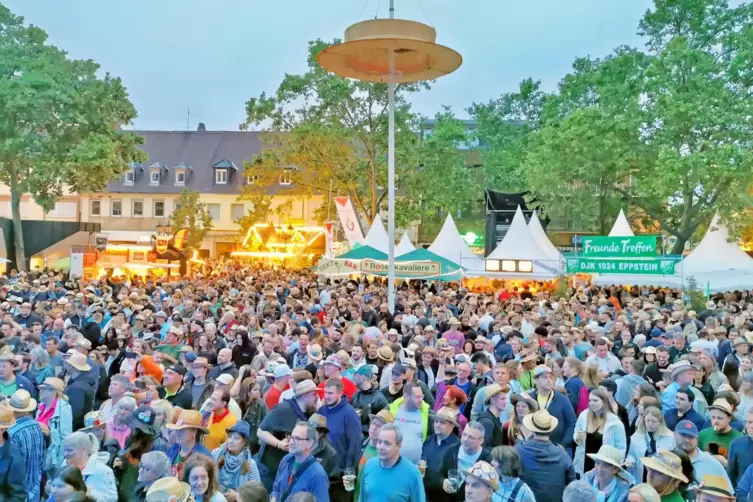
left=202, top=409, right=238, bottom=451
left=537, top=391, right=554, bottom=410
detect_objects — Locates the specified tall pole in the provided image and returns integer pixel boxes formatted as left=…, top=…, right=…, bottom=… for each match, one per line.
left=387, top=0, right=396, bottom=313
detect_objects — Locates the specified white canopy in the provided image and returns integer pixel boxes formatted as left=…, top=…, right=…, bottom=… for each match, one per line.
left=679, top=214, right=753, bottom=291
left=363, top=217, right=389, bottom=254
left=428, top=214, right=484, bottom=269
left=528, top=211, right=564, bottom=262
left=395, top=233, right=415, bottom=256
left=485, top=206, right=559, bottom=277
left=609, top=209, right=634, bottom=237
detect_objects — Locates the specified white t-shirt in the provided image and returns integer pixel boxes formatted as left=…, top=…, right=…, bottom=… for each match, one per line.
left=394, top=406, right=424, bottom=464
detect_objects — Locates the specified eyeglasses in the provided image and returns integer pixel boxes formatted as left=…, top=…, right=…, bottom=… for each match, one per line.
left=289, top=435, right=309, bottom=443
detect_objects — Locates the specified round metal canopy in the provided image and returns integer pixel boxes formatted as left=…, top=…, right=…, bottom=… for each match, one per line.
left=317, top=18, right=462, bottom=83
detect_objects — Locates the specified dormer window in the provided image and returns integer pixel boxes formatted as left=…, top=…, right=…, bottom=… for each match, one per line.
left=173, top=162, right=192, bottom=186
left=212, top=159, right=237, bottom=185
left=124, top=171, right=135, bottom=185
left=279, top=165, right=297, bottom=186
left=150, top=170, right=160, bottom=185
left=215, top=169, right=228, bottom=184
left=125, top=161, right=142, bottom=186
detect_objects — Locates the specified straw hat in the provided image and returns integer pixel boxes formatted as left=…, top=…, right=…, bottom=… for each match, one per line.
left=307, top=344, right=323, bottom=362
left=191, top=357, right=212, bottom=369
left=669, top=360, right=696, bottom=381
left=166, top=410, right=209, bottom=433
left=368, top=409, right=394, bottom=424
left=465, top=461, right=500, bottom=492
left=0, top=355, right=18, bottom=368
left=377, top=346, right=394, bottom=362
left=293, top=379, right=319, bottom=398
left=696, top=474, right=735, bottom=500
left=522, top=409, right=558, bottom=434
left=511, top=393, right=539, bottom=412
left=66, top=352, right=91, bottom=372
left=449, top=317, right=462, bottom=326
left=145, top=477, right=191, bottom=502
left=38, top=377, right=67, bottom=399
left=642, top=449, right=689, bottom=483
left=0, top=406, right=15, bottom=430
left=5, top=389, right=37, bottom=413
left=308, top=413, right=330, bottom=433
left=586, top=445, right=625, bottom=471
left=484, top=384, right=505, bottom=405
left=80, top=411, right=107, bottom=431
left=709, top=398, right=734, bottom=416
left=430, top=406, right=459, bottom=427
left=519, top=352, right=538, bottom=363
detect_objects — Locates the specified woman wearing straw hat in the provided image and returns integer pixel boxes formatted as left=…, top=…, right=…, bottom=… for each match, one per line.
left=642, top=449, right=688, bottom=502
left=166, top=409, right=212, bottom=479
left=36, top=377, right=73, bottom=478
left=582, top=445, right=636, bottom=502
left=574, top=388, right=627, bottom=476
left=504, top=393, right=539, bottom=445
left=0, top=405, right=24, bottom=501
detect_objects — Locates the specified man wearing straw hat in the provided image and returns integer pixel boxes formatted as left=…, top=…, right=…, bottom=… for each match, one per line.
left=516, top=409, right=576, bottom=502
left=0, top=405, right=24, bottom=500
left=64, top=351, right=96, bottom=430
left=5, top=388, right=45, bottom=502
left=695, top=473, right=735, bottom=501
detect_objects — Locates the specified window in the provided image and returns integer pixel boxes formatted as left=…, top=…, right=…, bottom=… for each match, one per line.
left=154, top=200, right=165, bottom=218
left=246, top=175, right=256, bottom=184
left=150, top=170, right=160, bottom=185
left=111, top=200, right=122, bottom=217
left=132, top=200, right=144, bottom=217
left=124, top=170, right=135, bottom=185
left=231, top=204, right=245, bottom=221
left=90, top=200, right=101, bottom=217
left=279, top=169, right=292, bottom=186
left=215, top=169, right=228, bottom=184
left=175, top=170, right=186, bottom=185
left=207, top=203, right=221, bottom=221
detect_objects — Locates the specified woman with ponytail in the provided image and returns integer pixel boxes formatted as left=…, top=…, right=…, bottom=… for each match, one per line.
left=211, top=421, right=260, bottom=499
left=62, top=431, right=118, bottom=502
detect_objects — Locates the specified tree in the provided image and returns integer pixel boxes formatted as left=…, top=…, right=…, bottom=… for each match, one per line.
left=0, top=5, right=144, bottom=269
left=240, top=39, right=477, bottom=228
left=170, top=190, right=213, bottom=251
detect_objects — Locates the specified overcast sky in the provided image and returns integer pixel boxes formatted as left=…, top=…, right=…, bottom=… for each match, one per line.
left=6, top=0, right=656, bottom=130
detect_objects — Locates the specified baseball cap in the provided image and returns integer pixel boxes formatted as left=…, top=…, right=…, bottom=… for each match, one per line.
left=274, top=364, right=293, bottom=379
left=165, top=365, right=187, bottom=376
left=216, top=374, right=235, bottom=386
left=391, top=363, right=407, bottom=375
left=675, top=420, right=699, bottom=438
left=355, top=365, right=374, bottom=377
left=184, top=352, right=198, bottom=363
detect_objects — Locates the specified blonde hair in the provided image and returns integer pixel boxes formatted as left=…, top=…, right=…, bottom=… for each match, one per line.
left=636, top=406, right=671, bottom=436
left=150, top=399, right=176, bottom=429
left=586, top=388, right=612, bottom=434
left=582, top=364, right=602, bottom=388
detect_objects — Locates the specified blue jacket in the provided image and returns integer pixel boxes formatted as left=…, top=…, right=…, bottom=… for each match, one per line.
left=13, top=373, right=37, bottom=399
left=664, top=407, right=706, bottom=432
left=583, top=469, right=634, bottom=502
left=563, top=376, right=585, bottom=415
left=318, top=395, right=362, bottom=469
left=65, top=371, right=97, bottom=430
left=727, top=435, right=753, bottom=487
left=515, top=439, right=576, bottom=502
left=529, top=390, right=576, bottom=447
left=736, top=462, right=753, bottom=501
left=0, top=440, right=26, bottom=501
left=272, top=453, right=329, bottom=502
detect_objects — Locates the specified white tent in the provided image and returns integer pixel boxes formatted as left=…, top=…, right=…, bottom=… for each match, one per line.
left=679, top=214, right=753, bottom=292
left=609, top=209, right=635, bottom=237
left=528, top=211, right=564, bottom=262
left=395, top=233, right=415, bottom=256
left=363, top=217, right=390, bottom=254
left=477, top=206, right=559, bottom=279
left=428, top=214, right=484, bottom=270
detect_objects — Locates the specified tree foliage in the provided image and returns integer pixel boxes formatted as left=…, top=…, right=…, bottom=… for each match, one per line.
left=0, top=5, right=144, bottom=269
left=240, top=39, right=477, bottom=228
left=473, top=0, right=753, bottom=252
left=170, top=190, right=213, bottom=251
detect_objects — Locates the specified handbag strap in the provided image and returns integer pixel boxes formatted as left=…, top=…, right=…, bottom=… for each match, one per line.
left=280, top=456, right=317, bottom=502
left=508, top=479, right=523, bottom=501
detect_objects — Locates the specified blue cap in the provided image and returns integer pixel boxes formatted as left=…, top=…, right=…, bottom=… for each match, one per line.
left=676, top=420, right=699, bottom=437
left=184, top=352, right=198, bottom=363
left=355, top=365, right=374, bottom=377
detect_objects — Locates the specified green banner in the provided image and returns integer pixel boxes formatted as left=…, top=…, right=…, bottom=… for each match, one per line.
left=581, top=236, right=657, bottom=257
left=566, top=258, right=676, bottom=275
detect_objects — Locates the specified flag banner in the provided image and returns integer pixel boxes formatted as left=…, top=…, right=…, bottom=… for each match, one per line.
left=324, top=223, right=334, bottom=258
left=334, top=197, right=364, bottom=247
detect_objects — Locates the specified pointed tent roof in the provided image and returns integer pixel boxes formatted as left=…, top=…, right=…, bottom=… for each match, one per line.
left=681, top=214, right=753, bottom=276
left=428, top=214, right=484, bottom=269
left=528, top=211, right=563, bottom=262
left=395, top=233, right=415, bottom=256
left=364, top=217, right=390, bottom=254
left=609, top=209, right=634, bottom=237
left=487, top=206, right=553, bottom=262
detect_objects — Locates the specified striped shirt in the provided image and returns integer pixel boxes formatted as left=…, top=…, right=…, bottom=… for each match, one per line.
left=9, top=415, right=46, bottom=502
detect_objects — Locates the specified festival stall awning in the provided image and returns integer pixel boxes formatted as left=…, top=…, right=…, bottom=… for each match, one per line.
left=363, top=217, right=390, bottom=254
left=336, top=245, right=387, bottom=261
left=427, top=214, right=485, bottom=271
left=528, top=211, right=564, bottom=262
left=395, top=233, right=416, bottom=256
left=609, top=209, right=635, bottom=237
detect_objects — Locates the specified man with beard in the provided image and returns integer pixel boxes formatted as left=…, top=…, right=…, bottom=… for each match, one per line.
left=644, top=345, right=672, bottom=389
left=698, top=399, right=742, bottom=466
left=351, top=365, right=389, bottom=435
left=256, top=379, right=319, bottom=491
left=673, top=420, right=732, bottom=490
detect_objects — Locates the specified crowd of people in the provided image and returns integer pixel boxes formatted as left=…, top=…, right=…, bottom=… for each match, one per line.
left=0, top=260, right=751, bottom=501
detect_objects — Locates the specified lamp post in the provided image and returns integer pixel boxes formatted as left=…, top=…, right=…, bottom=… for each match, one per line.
left=317, top=1, right=461, bottom=312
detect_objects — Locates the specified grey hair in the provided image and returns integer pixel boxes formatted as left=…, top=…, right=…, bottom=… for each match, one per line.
left=294, top=421, right=317, bottom=441
left=30, top=347, right=49, bottom=368
left=116, top=396, right=137, bottom=413
left=490, top=446, right=522, bottom=478
left=379, top=423, right=403, bottom=445
left=141, top=451, right=170, bottom=478
left=110, top=374, right=131, bottom=388
left=563, top=480, right=597, bottom=502
left=628, top=484, right=661, bottom=502
left=64, top=431, right=100, bottom=455
left=465, top=421, right=486, bottom=438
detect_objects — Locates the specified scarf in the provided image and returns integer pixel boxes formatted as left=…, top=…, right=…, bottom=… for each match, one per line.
left=218, top=445, right=248, bottom=491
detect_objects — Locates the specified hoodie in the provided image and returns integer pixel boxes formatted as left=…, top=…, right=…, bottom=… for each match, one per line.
left=317, top=395, right=362, bottom=469
left=350, top=386, right=390, bottom=434
left=515, top=439, right=576, bottom=502
left=65, top=370, right=97, bottom=430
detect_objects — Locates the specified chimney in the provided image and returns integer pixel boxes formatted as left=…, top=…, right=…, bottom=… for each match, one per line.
left=197, top=122, right=206, bottom=132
